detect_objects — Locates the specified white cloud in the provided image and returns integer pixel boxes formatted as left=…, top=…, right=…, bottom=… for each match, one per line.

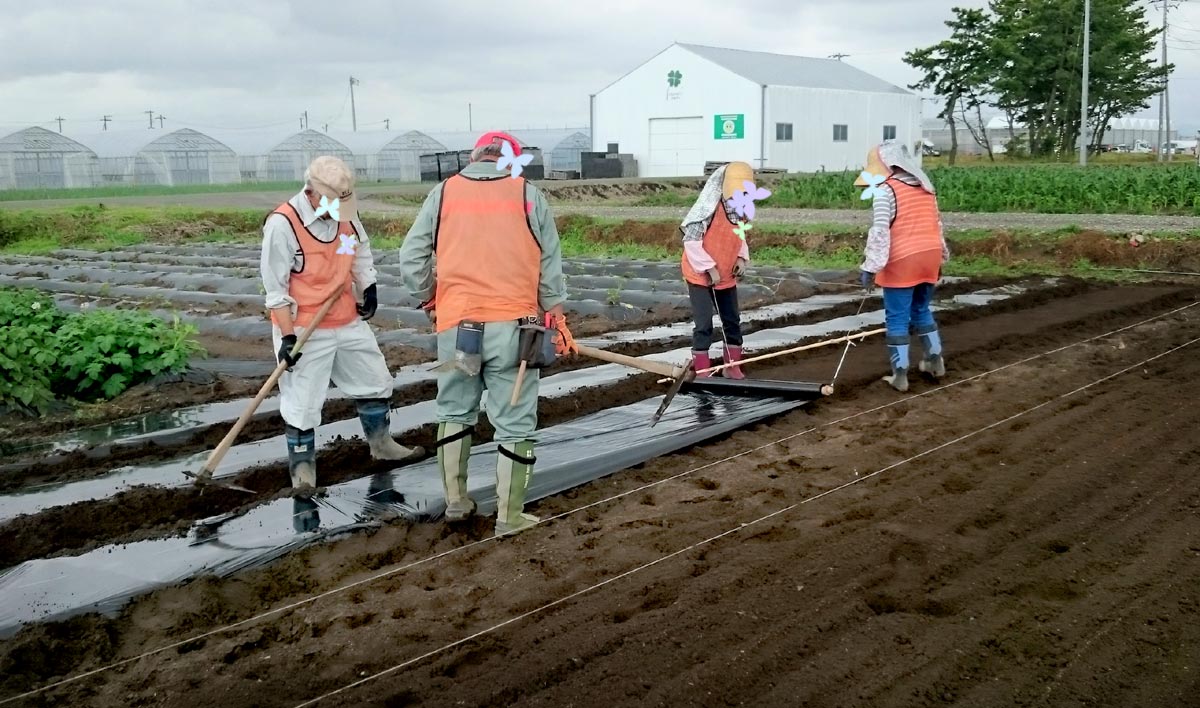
left=0, top=0, right=1194, bottom=136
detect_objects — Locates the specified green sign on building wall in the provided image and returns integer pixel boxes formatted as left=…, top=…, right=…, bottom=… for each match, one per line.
left=714, top=114, right=745, bottom=140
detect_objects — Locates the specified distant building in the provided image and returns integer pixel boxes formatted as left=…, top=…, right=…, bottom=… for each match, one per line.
left=592, top=42, right=922, bottom=176
left=922, top=115, right=1177, bottom=154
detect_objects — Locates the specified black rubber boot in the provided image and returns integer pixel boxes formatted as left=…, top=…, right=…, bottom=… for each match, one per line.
left=285, top=424, right=317, bottom=491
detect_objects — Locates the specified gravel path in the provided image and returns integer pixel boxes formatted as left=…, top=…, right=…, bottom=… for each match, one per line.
left=4, top=189, right=1200, bottom=232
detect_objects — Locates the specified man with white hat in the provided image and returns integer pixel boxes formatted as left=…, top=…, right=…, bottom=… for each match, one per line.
left=399, top=131, right=574, bottom=537
left=261, top=155, right=423, bottom=491
left=855, top=141, right=951, bottom=392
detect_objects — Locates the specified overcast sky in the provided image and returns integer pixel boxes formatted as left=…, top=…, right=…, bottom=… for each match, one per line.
left=0, top=0, right=1196, bottom=138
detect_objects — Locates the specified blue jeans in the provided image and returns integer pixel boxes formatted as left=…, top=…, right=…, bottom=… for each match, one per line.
left=882, top=283, right=937, bottom=342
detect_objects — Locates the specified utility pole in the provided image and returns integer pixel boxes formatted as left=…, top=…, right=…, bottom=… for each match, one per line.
left=54, top=117, right=65, bottom=133
left=301, top=110, right=308, bottom=129
left=1157, top=0, right=1168, bottom=161
left=146, top=110, right=155, bottom=129
left=349, top=76, right=360, bottom=132
left=383, top=118, right=390, bottom=131
left=101, top=115, right=112, bottom=131
left=156, top=114, right=166, bottom=129
left=1080, top=0, right=1091, bottom=166
left=828, top=53, right=849, bottom=61
left=323, top=123, right=329, bottom=132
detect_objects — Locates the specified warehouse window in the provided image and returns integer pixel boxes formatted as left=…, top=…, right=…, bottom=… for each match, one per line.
left=775, top=123, right=793, bottom=141
left=833, top=124, right=849, bottom=142
left=883, top=125, right=897, bottom=141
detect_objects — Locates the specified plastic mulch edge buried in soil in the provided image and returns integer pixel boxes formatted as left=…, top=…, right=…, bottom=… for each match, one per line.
left=0, top=392, right=804, bottom=636
left=0, top=290, right=875, bottom=459
left=0, top=279, right=1048, bottom=521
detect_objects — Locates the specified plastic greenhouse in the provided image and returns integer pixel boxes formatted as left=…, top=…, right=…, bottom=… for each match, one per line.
left=259, top=130, right=354, bottom=182
left=544, top=131, right=590, bottom=173
left=65, top=128, right=239, bottom=186
left=328, top=130, right=447, bottom=181
left=0, top=127, right=99, bottom=189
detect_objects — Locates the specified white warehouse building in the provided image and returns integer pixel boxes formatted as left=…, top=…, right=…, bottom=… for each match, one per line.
left=591, top=43, right=922, bottom=177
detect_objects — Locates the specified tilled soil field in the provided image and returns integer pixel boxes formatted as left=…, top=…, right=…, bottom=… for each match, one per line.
left=2, top=279, right=1198, bottom=707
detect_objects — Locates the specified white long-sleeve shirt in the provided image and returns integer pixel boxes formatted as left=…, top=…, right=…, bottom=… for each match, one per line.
left=260, top=191, right=378, bottom=312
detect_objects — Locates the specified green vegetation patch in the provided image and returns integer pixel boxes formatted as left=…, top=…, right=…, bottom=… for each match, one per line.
left=0, top=289, right=203, bottom=415
left=767, top=163, right=1200, bottom=215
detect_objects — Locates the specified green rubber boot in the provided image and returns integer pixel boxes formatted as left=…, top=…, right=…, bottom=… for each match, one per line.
left=494, top=441, right=538, bottom=537
left=437, top=422, right=476, bottom=521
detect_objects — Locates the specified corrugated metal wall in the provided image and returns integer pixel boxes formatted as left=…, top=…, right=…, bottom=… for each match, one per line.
left=765, top=87, right=922, bottom=173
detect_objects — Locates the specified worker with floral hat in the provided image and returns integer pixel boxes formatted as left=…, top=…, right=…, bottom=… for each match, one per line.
left=679, top=161, right=760, bottom=379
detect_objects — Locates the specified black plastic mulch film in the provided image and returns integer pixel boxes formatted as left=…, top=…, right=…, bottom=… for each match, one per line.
left=0, top=390, right=814, bottom=636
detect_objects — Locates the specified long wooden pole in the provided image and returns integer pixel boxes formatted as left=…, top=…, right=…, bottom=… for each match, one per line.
left=193, top=289, right=344, bottom=482
left=576, top=344, right=687, bottom=379
left=695, top=328, right=885, bottom=377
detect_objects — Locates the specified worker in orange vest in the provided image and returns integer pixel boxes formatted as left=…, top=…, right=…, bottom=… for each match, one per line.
left=261, top=156, right=424, bottom=492
left=679, top=162, right=755, bottom=379
left=399, top=131, right=576, bottom=537
left=855, top=141, right=950, bottom=392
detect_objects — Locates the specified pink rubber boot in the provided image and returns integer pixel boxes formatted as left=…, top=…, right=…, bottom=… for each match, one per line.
left=723, top=346, right=746, bottom=380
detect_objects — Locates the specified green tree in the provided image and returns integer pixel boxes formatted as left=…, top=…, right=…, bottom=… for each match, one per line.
left=988, top=0, right=1168, bottom=157
left=904, top=8, right=995, bottom=165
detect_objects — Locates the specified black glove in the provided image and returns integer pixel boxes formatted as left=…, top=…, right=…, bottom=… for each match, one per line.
left=277, top=334, right=301, bottom=369
left=860, top=270, right=874, bottom=292
left=357, top=283, right=378, bottom=320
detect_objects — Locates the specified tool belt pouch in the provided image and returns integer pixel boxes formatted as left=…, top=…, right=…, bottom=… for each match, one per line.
left=518, top=315, right=557, bottom=369
left=432, top=320, right=483, bottom=377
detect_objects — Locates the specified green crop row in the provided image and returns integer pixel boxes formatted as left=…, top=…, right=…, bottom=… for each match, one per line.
left=767, top=163, right=1200, bottom=215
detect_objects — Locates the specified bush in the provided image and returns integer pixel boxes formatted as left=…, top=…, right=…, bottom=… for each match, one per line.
left=0, top=289, right=203, bottom=415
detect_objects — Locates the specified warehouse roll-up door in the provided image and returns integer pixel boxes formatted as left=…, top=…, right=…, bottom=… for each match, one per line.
left=647, top=117, right=704, bottom=177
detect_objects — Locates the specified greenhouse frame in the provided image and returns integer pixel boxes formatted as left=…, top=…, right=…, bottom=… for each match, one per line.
left=0, top=127, right=99, bottom=189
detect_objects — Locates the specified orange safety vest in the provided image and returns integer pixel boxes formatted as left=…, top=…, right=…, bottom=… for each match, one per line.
left=681, top=207, right=743, bottom=290
left=434, top=174, right=541, bottom=332
left=267, top=203, right=359, bottom=330
left=875, top=179, right=943, bottom=288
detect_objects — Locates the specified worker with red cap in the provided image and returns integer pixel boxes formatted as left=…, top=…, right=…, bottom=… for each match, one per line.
left=399, top=131, right=574, bottom=537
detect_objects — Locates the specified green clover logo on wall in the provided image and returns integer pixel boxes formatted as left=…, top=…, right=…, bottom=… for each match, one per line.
left=667, top=70, right=683, bottom=88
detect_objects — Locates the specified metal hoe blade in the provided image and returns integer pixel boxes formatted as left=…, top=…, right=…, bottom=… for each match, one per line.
left=651, top=361, right=696, bottom=427
left=183, top=469, right=256, bottom=494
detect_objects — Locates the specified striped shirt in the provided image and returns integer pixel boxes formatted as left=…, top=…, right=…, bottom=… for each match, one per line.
left=862, top=172, right=950, bottom=274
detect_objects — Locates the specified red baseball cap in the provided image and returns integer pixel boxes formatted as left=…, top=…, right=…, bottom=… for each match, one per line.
left=474, top=131, right=522, bottom=156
